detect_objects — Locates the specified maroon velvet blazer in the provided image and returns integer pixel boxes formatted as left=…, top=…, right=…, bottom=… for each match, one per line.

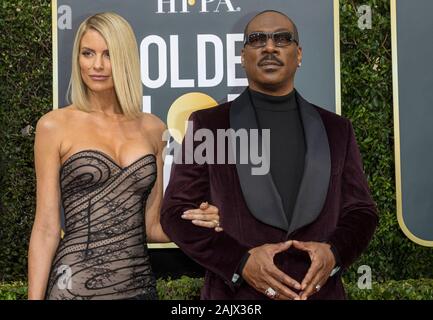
left=161, top=89, right=378, bottom=300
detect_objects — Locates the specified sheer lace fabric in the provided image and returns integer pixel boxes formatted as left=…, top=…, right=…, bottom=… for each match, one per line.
left=45, top=150, right=158, bottom=300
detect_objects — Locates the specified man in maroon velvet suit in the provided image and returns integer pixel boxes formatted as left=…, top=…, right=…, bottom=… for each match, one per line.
left=161, top=10, right=378, bottom=300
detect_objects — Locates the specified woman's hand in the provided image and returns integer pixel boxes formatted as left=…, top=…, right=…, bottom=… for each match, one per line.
left=181, top=202, right=223, bottom=232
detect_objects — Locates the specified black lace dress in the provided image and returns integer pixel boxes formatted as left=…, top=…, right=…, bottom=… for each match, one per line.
left=45, top=150, right=158, bottom=300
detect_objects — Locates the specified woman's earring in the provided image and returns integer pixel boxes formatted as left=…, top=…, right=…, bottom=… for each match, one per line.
left=298, top=62, right=302, bottom=67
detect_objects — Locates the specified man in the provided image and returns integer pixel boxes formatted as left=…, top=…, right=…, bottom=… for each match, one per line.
left=161, top=10, right=378, bottom=300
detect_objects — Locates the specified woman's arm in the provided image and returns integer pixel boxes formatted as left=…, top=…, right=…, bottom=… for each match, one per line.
left=144, top=119, right=170, bottom=243
left=144, top=116, right=222, bottom=243
left=28, top=114, right=63, bottom=299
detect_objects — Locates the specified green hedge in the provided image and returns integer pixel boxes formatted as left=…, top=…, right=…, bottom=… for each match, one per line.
left=2, top=277, right=433, bottom=300
left=0, top=0, right=52, bottom=281
left=0, top=0, right=432, bottom=283
left=345, top=278, right=433, bottom=300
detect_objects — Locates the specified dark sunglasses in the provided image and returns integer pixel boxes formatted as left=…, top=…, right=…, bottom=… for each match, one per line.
left=244, top=31, right=299, bottom=48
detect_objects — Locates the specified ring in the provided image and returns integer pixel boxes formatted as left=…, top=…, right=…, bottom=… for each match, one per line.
left=315, top=284, right=321, bottom=292
left=265, top=287, right=277, bottom=298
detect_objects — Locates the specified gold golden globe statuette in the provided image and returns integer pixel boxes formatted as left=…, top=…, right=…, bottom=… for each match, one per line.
left=167, top=92, right=218, bottom=143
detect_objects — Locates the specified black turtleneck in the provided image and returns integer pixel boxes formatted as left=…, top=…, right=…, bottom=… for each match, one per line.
left=248, top=88, right=306, bottom=226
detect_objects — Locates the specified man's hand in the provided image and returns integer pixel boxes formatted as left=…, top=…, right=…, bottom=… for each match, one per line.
left=242, top=241, right=302, bottom=300
left=292, top=240, right=336, bottom=300
left=181, top=202, right=223, bottom=232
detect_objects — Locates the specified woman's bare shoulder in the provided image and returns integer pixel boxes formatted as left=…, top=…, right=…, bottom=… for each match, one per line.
left=36, top=105, right=80, bottom=134
left=138, top=113, right=167, bottom=152
left=139, top=112, right=167, bottom=133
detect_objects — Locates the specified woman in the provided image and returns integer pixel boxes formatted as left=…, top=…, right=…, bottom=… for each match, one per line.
left=28, top=12, right=221, bottom=300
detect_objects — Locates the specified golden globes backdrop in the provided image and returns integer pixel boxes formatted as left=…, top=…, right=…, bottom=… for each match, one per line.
left=391, top=0, right=433, bottom=247
left=53, top=0, right=341, bottom=202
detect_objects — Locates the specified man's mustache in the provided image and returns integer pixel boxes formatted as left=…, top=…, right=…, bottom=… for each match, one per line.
left=258, top=54, right=284, bottom=66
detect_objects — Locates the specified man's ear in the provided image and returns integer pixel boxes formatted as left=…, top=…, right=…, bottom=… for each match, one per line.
left=241, top=48, right=245, bottom=67
left=297, top=46, right=303, bottom=67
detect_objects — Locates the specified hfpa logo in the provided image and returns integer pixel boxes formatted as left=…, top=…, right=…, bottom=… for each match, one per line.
left=156, top=0, right=241, bottom=14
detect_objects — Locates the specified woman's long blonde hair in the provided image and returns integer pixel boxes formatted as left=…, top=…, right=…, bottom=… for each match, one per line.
left=67, top=12, right=142, bottom=119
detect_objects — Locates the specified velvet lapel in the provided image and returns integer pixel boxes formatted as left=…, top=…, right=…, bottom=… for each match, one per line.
left=229, top=88, right=331, bottom=234
left=230, top=89, right=288, bottom=230
left=287, top=92, right=331, bottom=235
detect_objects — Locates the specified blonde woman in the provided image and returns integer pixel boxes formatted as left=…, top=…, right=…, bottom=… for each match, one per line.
left=28, top=12, right=220, bottom=300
